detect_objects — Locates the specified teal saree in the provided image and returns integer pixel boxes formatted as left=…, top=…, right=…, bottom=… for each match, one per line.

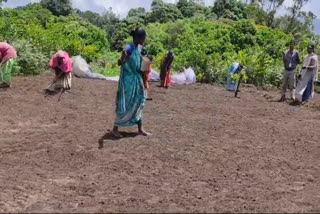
left=115, top=44, right=146, bottom=127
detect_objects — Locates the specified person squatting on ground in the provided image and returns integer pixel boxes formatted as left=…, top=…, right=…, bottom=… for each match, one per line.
left=0, top=42, right=18, bottom=88
left=46, top=50, right=72, bottom=95
left=294, top=44, right=318, bottom=104
left=112, top=29, right=150, bottom=138
left=279, top=42, right=301, bottom=102
left=160, top=51, right=174, bottom=88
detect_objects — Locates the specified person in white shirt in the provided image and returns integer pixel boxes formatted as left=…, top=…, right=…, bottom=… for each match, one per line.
left=294, top=44, right=318, bottom=104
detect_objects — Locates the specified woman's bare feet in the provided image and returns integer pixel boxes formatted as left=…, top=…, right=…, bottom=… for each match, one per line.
left=290, top=99, right=301, bottom=106
left=138, top=129, right=151, bottom=136
left=112, top=127, right=122, bottom=138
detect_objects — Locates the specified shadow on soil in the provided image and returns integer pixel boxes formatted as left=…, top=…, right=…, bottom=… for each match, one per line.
left=98, top=132, right=139, bottom=149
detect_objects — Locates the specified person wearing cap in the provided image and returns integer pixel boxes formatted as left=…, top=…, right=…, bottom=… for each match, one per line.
left=279, top=42, right=301, bottom=102
left=0, top=41, right=18, bottom=88
left=294, top=44, right=318, bottom=104
left=160, top=51, right=174, bottom=88
left=46, top=50, right=72, bottom=94
left=112, top=28, right=150, bottom=138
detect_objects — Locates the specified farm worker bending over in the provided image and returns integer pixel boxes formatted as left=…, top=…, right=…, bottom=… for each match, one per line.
left=46, top=50, right=72, bottom=94
left=294, top=44, right=318, bottom=104
left=160, top=51, right=174, bottom=88
left=226, top=62, right=244, bottom=91
left=112, top=29, right=150, bottom=138
left=279, top=42, right=301, bottom=102
left=0, top=42, right=18, bottom=88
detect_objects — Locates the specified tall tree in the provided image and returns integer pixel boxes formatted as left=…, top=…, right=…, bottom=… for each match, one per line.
left=177, top=0, right=193, bottom=17
left=300, top=11, right=317, bottom=33
left=75, top=10, right=103, bottom=26
left=127, top=7, right=147, bottom=25
left=177, top=0, right=210, bottom=18
left=100, top=9, right=122, bottom=51
left=212, top=0, right=247, bottom=21
left=177, top=0, right=207, bottom=18
left=265, top=0, right=285, bottom=27
left=286, top=0, right=310, bottom=33
left=247, top=0, right=285, bottom=27
left=127, top=7, right=146, bottom=18
left=247, top=3, right=268, bottom=25
left=40, top=0, right=72, bottom=16
left=148, top=0, right=183, bottom=23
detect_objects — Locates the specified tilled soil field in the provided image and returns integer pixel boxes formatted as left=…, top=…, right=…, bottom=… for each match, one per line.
left=0, top=72, right=319, bottom=213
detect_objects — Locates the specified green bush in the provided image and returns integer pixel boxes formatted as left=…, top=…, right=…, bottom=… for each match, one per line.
left=90, top=52, right=121, bottom=77
left=0, top=5, right=109, bottom=73
left=1, top=3, right=318, bottom=88
left=12, top=39, right=49, bottom=75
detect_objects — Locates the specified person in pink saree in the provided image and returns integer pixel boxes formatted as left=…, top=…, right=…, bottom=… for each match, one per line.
left=46, top=50, right=72, bottom=94
left=0, top=42, right=18, bottom=88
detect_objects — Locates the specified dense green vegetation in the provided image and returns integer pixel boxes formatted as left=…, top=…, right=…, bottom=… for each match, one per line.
left=1, top=0, right=319, bottom=86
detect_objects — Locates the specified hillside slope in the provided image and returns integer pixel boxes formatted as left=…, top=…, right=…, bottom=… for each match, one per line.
left=0, top=74, right=320, bottom=213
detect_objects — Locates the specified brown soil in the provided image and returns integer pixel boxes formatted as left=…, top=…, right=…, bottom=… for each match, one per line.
left=1, top=72, right=320, bottom=213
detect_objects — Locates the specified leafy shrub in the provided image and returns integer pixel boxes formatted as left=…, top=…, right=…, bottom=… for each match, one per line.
left=12, top=39, right=49, bottom=75
left=1, top=3, right=318, bottom=88
left=90, top=52, right=121, bottom=77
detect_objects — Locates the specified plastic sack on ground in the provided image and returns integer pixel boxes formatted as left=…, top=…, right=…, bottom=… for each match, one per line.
left=172, top=67, right=196, bottom=85
left=149, top=69, right=160, bottom=82
left=72, top=56, right=108, bottom=80
left=105, top=76, right=119, bottom=81
left=149, top=67, right=196, bottom=85
left=171, top=71, right=186, bottom=85
left=104, top=67, right=196, bottom=84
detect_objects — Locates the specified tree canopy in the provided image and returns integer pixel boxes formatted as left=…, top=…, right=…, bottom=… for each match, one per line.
left=40, top=0, right=72, bottom=16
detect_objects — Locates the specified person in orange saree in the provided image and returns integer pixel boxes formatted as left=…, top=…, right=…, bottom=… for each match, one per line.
left=142, top=57, right=153, bottom=100
left=160, top=51, right=174, bottom=88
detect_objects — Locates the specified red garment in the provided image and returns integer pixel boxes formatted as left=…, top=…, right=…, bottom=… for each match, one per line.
left=0, top=42, right=17, bottom=64
left=143, top=65, right=151, bottom=89
left=160, top=71, right=171, bottom=87
left=49, top=51, right=72, bottom=73
left=160, top=56, right=172, bottom=88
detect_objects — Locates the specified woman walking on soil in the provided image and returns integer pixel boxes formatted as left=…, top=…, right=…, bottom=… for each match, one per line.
left=112, top=29, right=150, bottom=138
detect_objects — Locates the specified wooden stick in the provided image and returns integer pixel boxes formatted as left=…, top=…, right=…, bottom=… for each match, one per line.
left=46, top=71, right=64, bottom=90
left=235, top=73, right=242, bottom=98
left=58, top=88, right=65, bottom=102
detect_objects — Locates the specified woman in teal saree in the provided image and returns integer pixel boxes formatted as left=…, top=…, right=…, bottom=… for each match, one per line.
left=112, top=29, right=150, bottom=138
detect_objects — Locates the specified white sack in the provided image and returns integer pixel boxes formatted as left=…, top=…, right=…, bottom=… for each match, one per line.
left=72, top=56, right=108, bottom=80
left=102, top=67, right=196, bottom=85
